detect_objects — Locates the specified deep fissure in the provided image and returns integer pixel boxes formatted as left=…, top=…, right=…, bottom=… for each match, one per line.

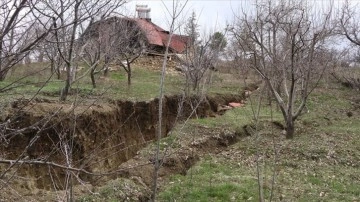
left=1, top=92, right=250, bottom=191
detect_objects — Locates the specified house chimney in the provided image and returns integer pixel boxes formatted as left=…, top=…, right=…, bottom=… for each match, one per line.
left=136, top=5, right=151, bottom=21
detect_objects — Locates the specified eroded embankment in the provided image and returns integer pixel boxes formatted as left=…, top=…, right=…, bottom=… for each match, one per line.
left=0, top=93, right=247, bottom=191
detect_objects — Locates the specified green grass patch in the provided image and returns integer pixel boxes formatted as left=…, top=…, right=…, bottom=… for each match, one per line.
left=159, top=157, right=259, bottom=202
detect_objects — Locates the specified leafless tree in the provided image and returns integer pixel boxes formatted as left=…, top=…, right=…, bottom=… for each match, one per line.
left=38, top=0, right=125, bottom=100
left=339, top=0, right=360, bottom=47
left=81, top=16, right=146, bottom=86
left=152, top=0, right=188, bottom=200
left=330, top=49, right=360, bottom=90
left=230, top=0, right=334, bottom=139
left=334, top=0, right=360, bottom=90
left=0, top=0, right=53, bottom=81
left=44, top=35, right=64, bottom=79
left=184, top=37, right=216, bottom=93
left=80, top=37, right=103, bottom=88
left=114, top=19, right=146, bottom=86
left=180, top=28, right=226, bottom=95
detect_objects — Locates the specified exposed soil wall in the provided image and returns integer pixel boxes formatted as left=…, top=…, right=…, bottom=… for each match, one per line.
left=0, top=93, right=245, bottom=191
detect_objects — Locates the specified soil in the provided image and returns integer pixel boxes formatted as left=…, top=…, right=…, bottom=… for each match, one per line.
left=0, top=92, right=250, bottom=201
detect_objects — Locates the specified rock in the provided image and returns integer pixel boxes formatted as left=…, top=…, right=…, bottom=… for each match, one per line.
left=228, top=102, right=244, bottom=108
left=217, top=104, right=232, bottom=112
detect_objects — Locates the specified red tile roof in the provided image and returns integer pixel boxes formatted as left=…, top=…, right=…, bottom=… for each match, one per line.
left=134, top=19, right=189, bottom=53
left=83, top=17, right=189, bottom=54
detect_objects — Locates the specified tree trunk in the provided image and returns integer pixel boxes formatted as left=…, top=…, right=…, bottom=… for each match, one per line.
left=60, top=65, right=71, bottom=101
left=59, top=1, right=80, bottom=101
left=90, top=69, right=96, bottom=88
left=56, top=67, right=61, bottom=80
left=24, top=55, right=31, bottom=64
left=127, top=69, right=131, bottom=85
left=103, top=67, right=109, bottom=77
left=38, top=50, right=44, bottom=63
left=70, top=66, right=76, bottom=83
left=125, top=62, right=131, bottom=86
left=185, top=75, right=191, bottom=96
left=285, top=116, right=295, bottom=139
left=192, top=77, right=199, bottom=91
left=0, top=70, right=7, bottom=81
left=50, top=61, right=61, bottom=80
left=0, top=62, right=12, bottom=81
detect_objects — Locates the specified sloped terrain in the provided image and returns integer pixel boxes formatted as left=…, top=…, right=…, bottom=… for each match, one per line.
left=0, top=92, right=249, bottom=201
left=156, top=85, right=360, bottom=201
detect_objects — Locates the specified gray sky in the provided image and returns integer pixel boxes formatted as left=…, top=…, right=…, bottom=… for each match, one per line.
left=123, top=0, right=357, bottom=37
left=124, top=0, right=246, bottom=33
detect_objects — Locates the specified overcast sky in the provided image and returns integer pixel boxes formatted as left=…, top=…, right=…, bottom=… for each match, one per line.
left=123, top=0, right=357, bottom=36
left=123, top=0, right=246, bottom=33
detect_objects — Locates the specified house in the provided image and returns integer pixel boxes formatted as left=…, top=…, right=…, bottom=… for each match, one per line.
left=81, top=5, right=189, bottom=55
left=133, top=18, right=189, bottom=54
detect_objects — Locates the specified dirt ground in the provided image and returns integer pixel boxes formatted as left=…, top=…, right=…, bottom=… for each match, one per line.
left=0, top=90, right=250, bottom=201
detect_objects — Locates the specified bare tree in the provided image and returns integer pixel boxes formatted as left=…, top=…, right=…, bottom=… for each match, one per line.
left=38, top=0, right=125, bottom=100
left=110, top=18, right=146, bottom=86
left=0, top=0, right=53, bottom=81
left=180, top=13, right=227, bottom=95
left=152, top=0, right=188, bottom=200
left=230, top=0, right=334, bottom=139
left=225, top=32, right=255, bottom=76
left=334, top=0, right=360, bottom=90
left=44, top=35, right=64, bottom=79
left=180, top=32, right=226, bottom=95
left=339, top=0, right=360, bottom=47
left=80, top=37, right=103, bottom=88
left=81, top=17, right=146, bottom=86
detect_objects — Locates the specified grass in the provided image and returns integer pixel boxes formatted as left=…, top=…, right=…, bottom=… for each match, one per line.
left=0, top=62, right=246, bottom=102
left=159, top=156, right=259, bottom=202
left=157, top=82, right=360, bottom=201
